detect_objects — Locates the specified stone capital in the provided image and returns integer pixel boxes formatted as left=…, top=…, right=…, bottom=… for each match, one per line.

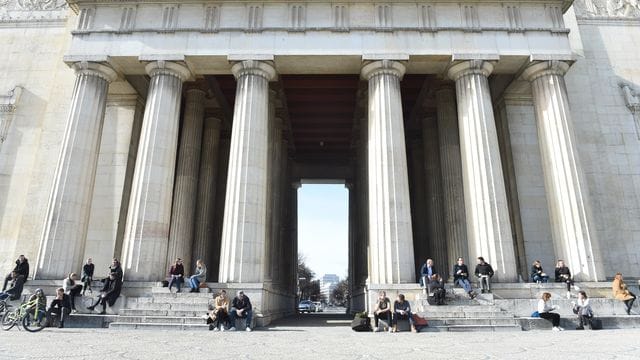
left=144, top=60, right=191, bottom=82
left=521, top=60, right=571, bottom=82
left=231, top=60, right=277, bottom=81
left=71, top=61, right=118, bottom=83
left=447, top=60, right=495, bottom=82
left=360, top=60, right=406, bottom=81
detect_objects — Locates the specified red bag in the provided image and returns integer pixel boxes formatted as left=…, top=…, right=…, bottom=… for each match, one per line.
left=412, top=313, right=428, bottom=326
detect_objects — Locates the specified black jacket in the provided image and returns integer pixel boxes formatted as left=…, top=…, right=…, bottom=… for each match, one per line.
left=13, top=259, right=29, bottom=279
left=82, top=263, right=95, bottom=279
left=109, top=264, right=123, bottom=282
left=475, top=263, right=494, bottom=277
left=420, top=263, right=438, bottom=278
left=232, top=296, right=252, bottom=311
left=453, top=264, right=470, bottom=282
left=50, top=294, right=72, bottom=310
left=102, top=278, right=123, bottom=306
left=169, top=264, right=185, bottom=277
left=5, top=276, right=25, bottom=300
left=555, top=266, right=571, bottom=282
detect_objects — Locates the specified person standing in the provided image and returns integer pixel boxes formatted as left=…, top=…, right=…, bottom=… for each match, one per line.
left=62, top=272, right=83, bottom=313
left=531, top=260, right=550, bottom=284
left=2, top=255, right=29, bottom=291
left=81, top=258, right=95, bottom=296
left=229, top=291, right=253, bottom=331
left=453, top=257, right=476, bottom=299
left=47, top=288, right=71, bottom=328
left=612, top=272, right=636, bottom=315
left=372, top=291, right=392, bottom=332
left=474, top=257, right=494, bottom=293
left=189, top=259, right=207, bottom=293
left=555, top=260, right=577, bottom=299
left=538, top=292, right=564, bottom=331
left=168, top=258, right=185, bottom=293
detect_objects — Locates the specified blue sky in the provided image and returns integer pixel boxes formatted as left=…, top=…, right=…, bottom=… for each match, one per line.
left=297, top=184, right=349, bottom=281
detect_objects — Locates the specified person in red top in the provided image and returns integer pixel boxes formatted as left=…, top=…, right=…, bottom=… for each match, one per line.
left=168, top=258, right=185, bottom=293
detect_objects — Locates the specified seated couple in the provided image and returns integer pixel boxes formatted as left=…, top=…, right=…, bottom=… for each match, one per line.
left=206, top=290, right=253, bottom=332
left=373, top=292, right=422, bottom=333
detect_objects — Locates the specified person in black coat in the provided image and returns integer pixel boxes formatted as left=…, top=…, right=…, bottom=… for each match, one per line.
left=453, top=257, right=476, bottom=299
left=87, top=273, right=122, bottom=315
left=229, top=291, right=253, bottom=331
left=2, top=255, right=29, bottom=291
left=81, top=257, right=95, bottom=296
left=109, top=258, right=123, bottom=282
left=474, top=257, right=495, bottom=293
left=47, top=288, right=72, bottom=328
left=0, top=271, right=25, bottom=301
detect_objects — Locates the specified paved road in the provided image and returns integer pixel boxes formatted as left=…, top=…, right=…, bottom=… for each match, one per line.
left=1, top=314, right=639, bottom=359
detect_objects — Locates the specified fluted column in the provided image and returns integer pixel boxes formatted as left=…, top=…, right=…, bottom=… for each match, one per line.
left=166, top=87, right=206, bottom=273
left=269, top=117, right=284, bottom=285
left=522, top=61, right=604, bottom=281
left=448, top=60, right=517, bottom=282
left=422, top=116, right=448, bottom=278
left=361, top=60, right=415, bottom=284
left=35, top=62, right=117, bottom=279
left=122, top=61, right=191, bottom=281
left=435, top=86, right=469, bottom=272
left=408, top=139, right=428, bottom=270
left=219, top=60, right=276, bottom=283
left=192, top=116, right=223, bottom=272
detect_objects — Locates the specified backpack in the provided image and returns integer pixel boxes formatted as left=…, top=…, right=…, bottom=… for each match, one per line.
left=351, top=315, right=372, bottom=332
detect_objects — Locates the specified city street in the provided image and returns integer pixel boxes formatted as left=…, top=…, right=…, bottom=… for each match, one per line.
left=1, top=313, right=639, bottom=359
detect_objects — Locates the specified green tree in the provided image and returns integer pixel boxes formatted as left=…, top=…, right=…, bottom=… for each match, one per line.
left=331, top=278, right=349, bottom=305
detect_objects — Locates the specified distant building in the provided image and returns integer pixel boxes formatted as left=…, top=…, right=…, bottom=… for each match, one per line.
left=320, top=274, right=340, bottom=302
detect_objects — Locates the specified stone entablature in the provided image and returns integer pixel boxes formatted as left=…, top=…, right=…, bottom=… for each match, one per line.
left=0, top=0, right=67, bottom=25
left=573, top=0, right=640, bottom=18
left=67, top=1, right=571, bottom=34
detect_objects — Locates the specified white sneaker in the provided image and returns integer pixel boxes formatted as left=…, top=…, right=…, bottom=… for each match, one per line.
left=229, top=327, right=236, bottom=331
left=559, top=327, right=565, bottom=331
left=552, top=327, right=560, bottom=332
left=388, top=327, right=393, bottom=333
left=574, top=285, right=580, bottom=291
left=212, top=327, right=219, bottom=332
left=566, top=291, right=571, bottom=299
left=373, top=327, right=379, bottom=332
left=246, top=327, right=252, bottom=332
left=220, top=326, right=225, bottom=332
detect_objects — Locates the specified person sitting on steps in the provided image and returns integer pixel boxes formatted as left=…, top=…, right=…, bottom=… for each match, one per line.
left=208, top=289, right=230, bottom=331
left=419, top=258, right=437, bottom=290
left=392, top=293, right=416, bottom=333
left=62, top=272, right=83, bottom=313
left=47, top=288, right=71, bottom=328
left=538, top=292, right=564, bottom=331
left=109, top=258, right=123, bottom=283
left=572, top=290, right=593, bottom=330
left=372, top=291, right=391, bottom=332
left=555, top=260, right=578, bottom=299
left=229, top=290, right=253, bottom=332
left=428, top=274, right=446, bottom=305
left=0, top=271, right=24, bottom=301
left=612, top=272, right=636, bottom=315
left=81, top=257, right=94, bottom=296
left=168, top=258, right=185, bottom=293
left=453, top=257, right=476, bottom=299
left=531, top=260, right=550, bottom=284
left=189, top=259, right=207, bottom=293
left=87, top=272, right=122, bottom=315
left=474, top=257, right=494, bottom=294
left=2, top=255, right=29, bottom=292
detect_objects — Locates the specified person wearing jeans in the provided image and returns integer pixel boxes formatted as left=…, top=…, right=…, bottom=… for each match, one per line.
left=189, top=260, right=207, bottom=293
left=392, top=294, right=415, bottom=332
left=453, top=257, right=476, bottom=299
left=229, top=291, right=253, bottom=331
left=538, top=292, right=564, bottom=331
left=531, top=260, right=550, bottom=283
left=168, top=258, right=185, bottom=293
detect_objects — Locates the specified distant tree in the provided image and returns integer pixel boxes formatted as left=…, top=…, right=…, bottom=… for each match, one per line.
left=297, top=254, right=321, bottom=301
left=331, top=277, right=349, bottom=305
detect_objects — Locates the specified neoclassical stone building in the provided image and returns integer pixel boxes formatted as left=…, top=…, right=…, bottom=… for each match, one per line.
left=1, top=0, right=639, bottom=320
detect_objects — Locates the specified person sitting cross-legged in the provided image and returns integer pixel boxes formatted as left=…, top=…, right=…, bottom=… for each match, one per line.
left=229, top=291, right=253, bottom=332
left=47, top=288, right=71, bottom=328
left=453, top=257, right=476, bottom=299
left=207, top=289, right=230, bottom=331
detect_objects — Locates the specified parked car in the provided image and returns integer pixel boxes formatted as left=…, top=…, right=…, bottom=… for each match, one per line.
left=298, top=300, right=313, bottom=313
left=312, top=301, right=323, bottom=312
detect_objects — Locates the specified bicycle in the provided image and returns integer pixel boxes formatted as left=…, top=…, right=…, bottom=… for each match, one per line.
left=1, top=297, right=47, bottom=332
left=0, top=298, right=10, bottom=315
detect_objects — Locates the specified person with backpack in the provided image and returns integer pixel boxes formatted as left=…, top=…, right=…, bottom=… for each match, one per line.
left=427, top=274, right=446, bottom=305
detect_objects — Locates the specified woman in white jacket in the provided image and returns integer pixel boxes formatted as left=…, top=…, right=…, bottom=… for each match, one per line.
left=538, top=292, right=564, bottom=331
left=572, top=291, right=593, bottom=330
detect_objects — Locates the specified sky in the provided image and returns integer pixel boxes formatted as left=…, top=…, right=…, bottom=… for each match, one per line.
left=297, top=184, right=348, bottom=281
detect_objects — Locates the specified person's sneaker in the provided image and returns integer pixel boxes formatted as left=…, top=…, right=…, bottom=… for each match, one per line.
left=86, top=305, right=95, bottom=311
left=559, top=327, right=565, bottom=331
left=98, top=311, right=106, bottom=315
left=209, top=324, right=215, bottom=331
left=566, top=291, right=571, bottom=299
left=220, top=326, right=225, bottom=332
left=229, top=327, right=236, bottom=331
left=373, top=327, right=379, bottom=332
left=552, top=327, right=560, bottom=331
left=58, top=322, right=64, bottom=328
left=575, top=326, right=584, bottom=330
left=246, top=327, right=252, bottom=332
left=71, top=309, right=77, bottom=314
left=212, top=327, right=219, bottom=332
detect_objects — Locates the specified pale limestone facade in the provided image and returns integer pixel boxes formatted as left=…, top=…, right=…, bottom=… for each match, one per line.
left=0, top=0, right=639, bottom=323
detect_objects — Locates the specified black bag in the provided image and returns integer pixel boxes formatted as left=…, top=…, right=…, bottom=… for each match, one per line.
left=590, top=318, right=603, bottom=330
left=351, top=316, right=372, bottom=332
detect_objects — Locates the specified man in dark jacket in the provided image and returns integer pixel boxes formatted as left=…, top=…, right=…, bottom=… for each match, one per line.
left=427, top=274, right=446, bottom=305
left=453, top=257, right=476, bottom=299
left=0, top=271, right=25, bottom=301
left=229, top=291, right=253, bottom=331
left=419, top=259, right=438, bottom=288
left=474, top=257, right=495, bottom=293
left=87, top=273, right=122, bottom=315
left=109, top=258, right=123, bottom=282
left=3, top=255, right=29, bottom=291
left=47, top=288, right=72, bottom=328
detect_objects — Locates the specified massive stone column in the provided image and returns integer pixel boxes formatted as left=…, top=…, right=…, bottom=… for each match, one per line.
left=408, top=139, right=428, bottom=271
left=435, top=86, right=469, bottom=270
left=192, top=116, right=222, bottom=272
left=422, top=116, right=448, bottom=278
left=35, top=62, right=117, bottom=279
left=447, top=60, right=517, bottom=282
left=522, top=61, right=604, bottom=281
left=361, top=60, right=415, bottom=284
left=167, top=87, right=206, bottom=273
left=218, top=60, right=276, bottom=283
left=122, top=61, right=191, bottom=281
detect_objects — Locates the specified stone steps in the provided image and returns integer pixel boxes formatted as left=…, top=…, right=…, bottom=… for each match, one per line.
left=421, top=324, right=523, bottom=332
left=109, top=322, right=210, bottom=331
left=120, top=309, right=205, bottom=317
left=115, top=315, right=205, bottom=325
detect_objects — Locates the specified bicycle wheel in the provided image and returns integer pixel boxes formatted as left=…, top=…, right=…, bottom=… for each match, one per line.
left=1, top=309, right=18, bottom=331
left=22, top=311, right=46, bottom=332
